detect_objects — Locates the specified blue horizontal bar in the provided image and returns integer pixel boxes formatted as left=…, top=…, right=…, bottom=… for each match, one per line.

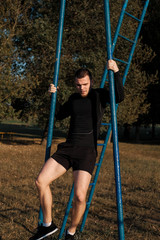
left=89, top=183, right=95, bottom=186
left=101, top=122, right=111, bottom=126
left=113, top=57, right=129, bottom=65
left=95, top=163, right=100, bottom=166
left=118, top=33, right=135, bottom=44
left=97, top=143, right=105, bottom=146
left=125, top=11, right=141, bottom=22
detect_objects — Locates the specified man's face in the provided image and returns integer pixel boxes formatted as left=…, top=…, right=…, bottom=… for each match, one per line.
left=75, top=75, right=91, bottom=97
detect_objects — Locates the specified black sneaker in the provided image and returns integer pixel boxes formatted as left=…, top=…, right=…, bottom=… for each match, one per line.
left=29, top=222, right=58, bottom=240
left=65, top=230, right=75, bottom=240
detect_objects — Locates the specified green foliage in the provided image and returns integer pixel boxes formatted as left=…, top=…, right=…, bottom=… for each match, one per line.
left=0, top=0, right=36, bottom=121
left=0, top=0, right=158, bottom=131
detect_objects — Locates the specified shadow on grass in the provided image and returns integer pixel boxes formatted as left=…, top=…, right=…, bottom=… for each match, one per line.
left=0, top=210, right=33, bottom=234
left=1, top=122, right=160, bottom=146
left=1, top=138, right=43, bottom=145
left=0, top=122, right=68, bottom=146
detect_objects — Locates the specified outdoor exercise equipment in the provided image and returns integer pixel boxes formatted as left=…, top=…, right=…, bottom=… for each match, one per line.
left=38, top=1, right=149, bottom=239
left=38, top=0, right=66, bottom=226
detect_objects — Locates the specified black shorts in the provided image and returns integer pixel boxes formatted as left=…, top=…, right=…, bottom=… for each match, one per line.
left=51, top=142, right=97, bottom=175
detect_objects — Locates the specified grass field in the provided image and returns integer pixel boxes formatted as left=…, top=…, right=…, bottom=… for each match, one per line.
left=0, top=138, right=160, bottom=240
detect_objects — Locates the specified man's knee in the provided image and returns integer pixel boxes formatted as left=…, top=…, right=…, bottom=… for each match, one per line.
left=35, top=176, right=41, bottom=190
left=35, top=174, right=46, bottom=191
left=74, top=190, right=86, bottom=204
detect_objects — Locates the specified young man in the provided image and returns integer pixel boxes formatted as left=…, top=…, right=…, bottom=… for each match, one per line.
left=29, top=60, right=124, bottom=240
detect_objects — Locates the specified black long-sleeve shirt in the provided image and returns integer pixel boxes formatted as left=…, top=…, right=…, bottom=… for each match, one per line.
left=55, top=71, right=124, bottom=149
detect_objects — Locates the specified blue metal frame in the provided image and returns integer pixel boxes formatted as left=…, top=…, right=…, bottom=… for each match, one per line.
left=101, top=0, right=150, bottom=88
left=58, top=1, right=150, bottom=238
left=121, top=0, right=150, bottom=86
left=38, top=0, right=66, bottom=226
left=37, top=0, right=150, bottom=237
left=100, top=0, right=128, bottom=88
left=58, top=0, right=149, bottom=238
left=104, top=1, right=125, bottom=239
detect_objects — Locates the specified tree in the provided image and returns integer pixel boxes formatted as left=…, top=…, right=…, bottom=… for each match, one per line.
left=0, top=0, right=34, bottom=121
left=0, top=0, right=158, bottom=138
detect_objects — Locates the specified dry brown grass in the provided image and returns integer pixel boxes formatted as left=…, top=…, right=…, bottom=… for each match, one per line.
left=0, top=139, right=160, bottom=240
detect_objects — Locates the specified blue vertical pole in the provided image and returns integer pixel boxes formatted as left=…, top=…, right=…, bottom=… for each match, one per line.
left=58, top=184, right=74, bottom=239
left=104, top=1, right=125, bottom=239
left=38, top=0, right=66, bottom=225
left=101, top=0, right=128, bottom=88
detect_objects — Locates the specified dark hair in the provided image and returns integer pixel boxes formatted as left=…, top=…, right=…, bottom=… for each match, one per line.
left=75, top=68, right=92, bottom=82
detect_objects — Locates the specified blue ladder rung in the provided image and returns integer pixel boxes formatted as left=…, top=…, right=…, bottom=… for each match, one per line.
left=89, top=183, right=95, bottom=186
left=118, top=33, right=135, bottom=44
left=125, top=11, right=141, bottom=22
left=113, top=57, right=129, bottom=65
left=97, top=143, right=105, bottom=146
left=101, top=122, right=111, bottom=126
left=95, top=162, right=100, bottom=166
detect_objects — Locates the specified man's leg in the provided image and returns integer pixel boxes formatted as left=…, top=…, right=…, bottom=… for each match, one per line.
left=36, top=157, right=67, bottom=224
left=68, top=170, right=91, bottom=234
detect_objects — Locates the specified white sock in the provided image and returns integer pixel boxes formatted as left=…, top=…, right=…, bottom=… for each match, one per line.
left=67, top=229, right=75, bottom=236
left=43, top=222, right=52, bottom=227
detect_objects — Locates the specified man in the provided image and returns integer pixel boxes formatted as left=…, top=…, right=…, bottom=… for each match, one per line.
left=29, top=60, right=124, bottom=240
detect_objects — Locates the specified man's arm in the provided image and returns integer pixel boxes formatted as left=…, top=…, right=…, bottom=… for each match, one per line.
left=107, top=60, right=124, bottom=103
left=114, top=71, right=124, bottom=103
left=48, top=84, right=71, bottom=120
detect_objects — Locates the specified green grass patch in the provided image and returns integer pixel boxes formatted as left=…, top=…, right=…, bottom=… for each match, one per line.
left=0, top=141, right=160, bottom=239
